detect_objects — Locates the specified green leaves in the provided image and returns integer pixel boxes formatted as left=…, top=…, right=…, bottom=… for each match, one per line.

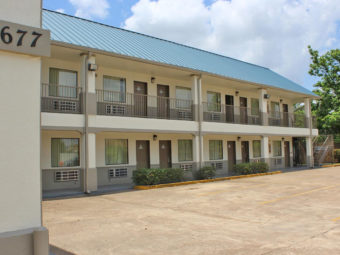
left=308, top=45, right=340, bottom=134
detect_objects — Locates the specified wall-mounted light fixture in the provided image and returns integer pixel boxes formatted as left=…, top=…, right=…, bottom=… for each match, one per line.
left=151, top=77, right=156, bottom=83
left=235, top=91, right=239, bottom=96
left=237, top=136, right=241, bottom=141
left=280, top=99, right=283, bottom=103
left=264, top=94, right=270, bottom=99
left=153, top=134, right=158, bottom=141
left=88, top=63, right=97, bottom=71
left=282, top=137, right=285, bottom=141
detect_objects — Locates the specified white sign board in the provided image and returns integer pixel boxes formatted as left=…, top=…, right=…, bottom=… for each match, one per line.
left=0, top=20, right=50, bottom=57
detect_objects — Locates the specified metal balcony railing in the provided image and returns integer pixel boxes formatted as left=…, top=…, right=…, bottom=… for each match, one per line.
left=96, top=90, right=194, bottom=121
left=41, top=83, right=82, bottom=114
left=203, top=103, right=262, bottom=125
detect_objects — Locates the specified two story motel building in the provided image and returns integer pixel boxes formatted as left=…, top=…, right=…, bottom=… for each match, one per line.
left=40, top=9, right=318, bottom=197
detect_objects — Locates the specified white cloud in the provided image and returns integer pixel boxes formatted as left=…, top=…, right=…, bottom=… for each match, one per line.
left=55, top=8, right=65, bottom=13
left=69, top=0, right=109, bottom=19
left=123, top=0, right=340, bottom=84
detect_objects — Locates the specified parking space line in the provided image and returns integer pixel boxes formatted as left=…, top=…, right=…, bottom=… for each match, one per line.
left=332, top=216, right=340, bottom=222
left=198, top=183, right=268, bottom=196
left=260, top=184, right=339, bottom=205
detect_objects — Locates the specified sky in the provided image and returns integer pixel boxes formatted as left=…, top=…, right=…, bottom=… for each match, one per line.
left=43, top=0, right=340, bottom=92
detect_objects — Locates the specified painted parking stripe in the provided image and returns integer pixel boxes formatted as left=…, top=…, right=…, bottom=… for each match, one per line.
left=332, top=216, right=340, bottom=222
left=198, top=183, right=268, bottom=196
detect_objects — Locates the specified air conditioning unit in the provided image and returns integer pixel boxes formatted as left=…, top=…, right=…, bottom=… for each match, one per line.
left=180, top=163, right=193, bottom=171
left=211, top=162, right=223, bottom=169
left=55, top=170, right=79, bottom=182
left=106, top=105, right=126, bottom=115
left=108, top=168, right=128, bottom=178
left=211, top=113, right=221, bottom=121
left=53, top=100, right=77, bottom=112
left=178, top=110, right=192, bottom=120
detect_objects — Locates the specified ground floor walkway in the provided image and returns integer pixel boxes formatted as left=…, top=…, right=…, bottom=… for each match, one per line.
left=44, top=166, right=340, bottom=255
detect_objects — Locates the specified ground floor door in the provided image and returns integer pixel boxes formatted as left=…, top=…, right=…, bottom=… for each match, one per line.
left=241, top=141, right=250, bottom=163
left=284, top=141, right=290, bottom=168
left=136, top=140, right=150, bottom=169
left=227, top=141, right=236, bottom=171
left=159, top=140, right=172, bottom=168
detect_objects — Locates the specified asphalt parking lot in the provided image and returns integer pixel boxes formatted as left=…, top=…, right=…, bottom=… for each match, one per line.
left=44, top=167, right=340, bottom=255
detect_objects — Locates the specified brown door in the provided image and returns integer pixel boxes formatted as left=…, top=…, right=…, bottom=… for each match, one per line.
left=284, top=141, right=290, bottom=168
left=157, top=85, right=170, bottom=119
left=134, top=81, right=147, bottom=117
left=225, top=95, right=234, bottom=123
left=241, top=141, right=250, bottom=163
left=283, top=104, right=289, bottom=127
left=136, top=140, right=150, bottom=169
left=159, top=140, right=172, bottom=168
left=227, top=141, right=236, bottom=171
left=240, top=97, right=248, bottom=124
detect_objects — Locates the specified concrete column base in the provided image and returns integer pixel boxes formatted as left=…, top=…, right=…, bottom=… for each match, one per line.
left=86, top=167, right=98, bottom=193
left=0, top=227, right=49, bottom=255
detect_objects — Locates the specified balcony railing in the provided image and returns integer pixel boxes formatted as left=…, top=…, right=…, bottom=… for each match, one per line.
left=96, top=90, right=194, bottom=121
left=203, top=103, right=262, bottom=125
left=41, top=83, right=82, bottom=114
left=203, top=102, right=314, bottom=128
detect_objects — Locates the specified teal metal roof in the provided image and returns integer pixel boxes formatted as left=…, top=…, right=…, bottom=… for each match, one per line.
left=42, top=9, right=315, bottom=96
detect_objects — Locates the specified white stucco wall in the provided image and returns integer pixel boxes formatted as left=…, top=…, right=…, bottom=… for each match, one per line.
left=0, top=0, right=42, bottom=233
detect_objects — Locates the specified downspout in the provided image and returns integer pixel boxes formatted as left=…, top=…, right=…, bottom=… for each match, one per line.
left=83, top=53, right=89, bottom=193
left=197, top=75, right=203, bottom=169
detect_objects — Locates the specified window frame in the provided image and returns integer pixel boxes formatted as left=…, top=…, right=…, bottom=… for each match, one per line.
left=178, top=139, right=193, bottom=162
left=103, top=75, right=126, bottom=103
left=175, top=86, right=192, bottom=109
left=105, top=139, right=129, bottom=166
left=272, top=140, right=282, bottom=157
left=209, top=140, right=223, bottom=160
left=49, top=68, right=78, bottom=98
left=207, top=91, right=221, bottom=112
left=252, top=140, right=261, bottom=158
left=51, top=138, right=80, bottom=168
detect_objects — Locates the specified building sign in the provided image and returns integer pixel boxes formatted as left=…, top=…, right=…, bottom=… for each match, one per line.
left=0, top=20, right=50, bottom=57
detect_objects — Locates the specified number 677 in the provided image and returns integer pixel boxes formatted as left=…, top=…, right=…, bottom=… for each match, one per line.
left=1, top=26, right=42, bottom=47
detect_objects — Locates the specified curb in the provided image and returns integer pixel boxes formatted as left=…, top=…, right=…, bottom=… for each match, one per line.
left=321, top=163, right=340, bottom=168
left=134, top=171, right=282, bottom=190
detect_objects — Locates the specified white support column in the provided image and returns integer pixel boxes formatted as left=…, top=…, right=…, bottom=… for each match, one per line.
left=83, top=132, right=97, bottom=192
left=236, top=139, right=242, bottom=163
left=259, top=88, right=268, bottom=125
left=192, top=75, right=199, bottom=121
left=304, top=98, right=311, bottom=128
left=306, top=136, right=313, bottom=168
left=192, top=74, right=203, bottom=169
left=261, top=136, right=270, bottom=165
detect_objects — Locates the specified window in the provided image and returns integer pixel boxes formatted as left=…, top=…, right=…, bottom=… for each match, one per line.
left=51, top=138, right=79, bottom=167
left=176, top=87, right=192, bottom=109
left=178, top=140, right=193, bottom=162
left=105, top=139, right=128, bottom=165
left=207, top=92, right=221, bottom=112
left=253, top=140, right=261, bottom=158
left=209, top=140, right=223, bottom=160
left=251, top=98, right=259, bottom=116
left=49, top=68, right=77, bottom=98
left=273, top=141, right=282, bottom=157
left=103, top=76, right=126, bottom=102
left=271, top=101, right=280, bottom=118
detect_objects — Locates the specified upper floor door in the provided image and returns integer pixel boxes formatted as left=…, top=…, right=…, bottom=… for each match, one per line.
left=240, top=97, right=248, bottom=124
left=225, top=95, right=234, bottom=123
left=134, top=81, right=147, bottom=117
left=157, top=85, right=170, bottom=119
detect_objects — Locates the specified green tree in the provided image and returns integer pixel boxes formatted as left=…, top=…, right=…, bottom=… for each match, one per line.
left=308, top=46, right=340, bottom=134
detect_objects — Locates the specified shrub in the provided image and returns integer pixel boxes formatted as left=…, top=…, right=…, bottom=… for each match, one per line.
left=334, top=149, right=340, bottom=163
left=195, top=166, right=216, bottom=180
left=132, top=168, right=184, bottom=185
left=233, top=162, right=269, bottom=175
